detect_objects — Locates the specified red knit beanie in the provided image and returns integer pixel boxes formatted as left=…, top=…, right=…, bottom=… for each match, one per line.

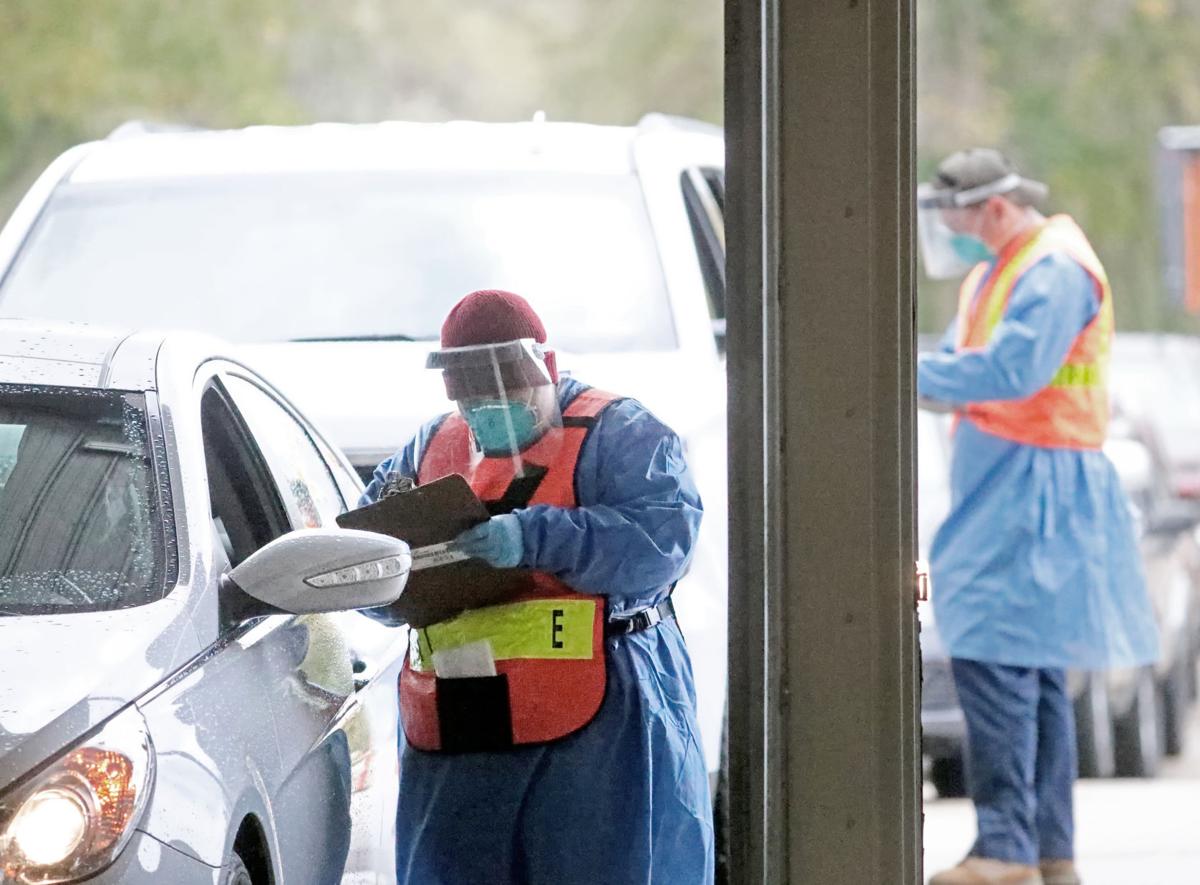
left=439, top=289, right=558, bottom=384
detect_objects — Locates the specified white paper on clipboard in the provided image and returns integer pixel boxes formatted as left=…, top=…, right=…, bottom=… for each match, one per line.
left=409, top=541, right=471, bottom=572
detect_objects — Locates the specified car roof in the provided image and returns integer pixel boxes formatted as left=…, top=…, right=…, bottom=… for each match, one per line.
left=63, top=119, right=712, bottom=184
left=0, top=319, right=161, bottom=389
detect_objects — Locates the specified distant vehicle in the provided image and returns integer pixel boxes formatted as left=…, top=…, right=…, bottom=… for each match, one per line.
left=0, top=116, right=731, bottom=773
left=1110, top=333, right=1200, bottom=500
left=1080, top=424, right=1195, bottom=778
left=0, top=320, right=413, bottom=884
left=1108, top=333, right=1200, bottom=760
left=915, top=407, right=966, bottom=797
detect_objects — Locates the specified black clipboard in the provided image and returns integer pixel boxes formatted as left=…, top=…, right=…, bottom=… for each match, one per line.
left=336, top=474, right=534, bottom=627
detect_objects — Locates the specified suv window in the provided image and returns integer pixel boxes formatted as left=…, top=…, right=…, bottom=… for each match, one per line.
left=0, top=172, right=676, bottom=353
left=223, top=376, right=347, bottom=529
left=681, top=167, right=727, bottom=332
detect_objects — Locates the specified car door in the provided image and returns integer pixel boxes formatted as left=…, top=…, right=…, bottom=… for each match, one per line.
left=136, top=373, right=306, bottom=877
left=219, top=370, right=405, bottom=884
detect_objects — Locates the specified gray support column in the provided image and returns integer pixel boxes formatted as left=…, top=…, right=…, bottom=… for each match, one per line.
left=722, top=0, right=769, bottom=879
left=766, top=0, right=920, bottom=882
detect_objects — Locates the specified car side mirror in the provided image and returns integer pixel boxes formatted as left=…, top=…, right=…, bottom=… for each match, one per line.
left=221, top=528, right=411, bottom=621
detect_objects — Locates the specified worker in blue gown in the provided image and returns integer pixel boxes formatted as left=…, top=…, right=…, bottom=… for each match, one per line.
left=361, top=289, right=713, bottom=885
left=918, top=150, right=1159, bottom=885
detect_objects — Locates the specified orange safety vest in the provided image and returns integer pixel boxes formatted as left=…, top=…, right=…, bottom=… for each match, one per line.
left=398, top=387, right=622, bottom=753
left=955, top=214, right=1113, bottom=450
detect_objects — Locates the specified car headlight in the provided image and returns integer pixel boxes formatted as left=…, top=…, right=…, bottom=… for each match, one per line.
left=0, top=706, right=154, bottom=884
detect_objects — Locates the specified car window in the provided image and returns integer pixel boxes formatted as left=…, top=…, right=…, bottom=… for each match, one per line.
left=322, top=446, right=366, bottom=508
left=201, top=384, right=290, bottom=566
left=0, top=387, right=168, bottom=614
left=302, top=425, right=365, bottom=507
left=222, top=376, right=347, bottom=529
left=0, top=171, right=676, bottom=353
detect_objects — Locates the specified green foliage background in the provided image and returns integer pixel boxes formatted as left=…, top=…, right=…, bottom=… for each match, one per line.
left=2, top=0, right=1199, bottom=333
left=918, top=0, right=1200, bottom=333
left=0, top=0, right=722, bottom=212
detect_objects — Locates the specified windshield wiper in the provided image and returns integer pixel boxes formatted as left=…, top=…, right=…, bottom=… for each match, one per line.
left=287, top=333, right=434, bottom=343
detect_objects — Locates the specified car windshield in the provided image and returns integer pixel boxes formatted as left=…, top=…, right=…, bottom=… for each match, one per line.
left=0, top=387, right=167, bottom=615
left=0, top=171, right=676, bottom=353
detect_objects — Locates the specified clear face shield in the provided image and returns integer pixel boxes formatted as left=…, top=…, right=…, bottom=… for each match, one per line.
left=425, top=339, right=563, bottom=469
left=916, top=173, right=1023, bottom=280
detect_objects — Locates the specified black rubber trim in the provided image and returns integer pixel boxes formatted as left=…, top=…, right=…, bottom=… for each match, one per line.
left=485, top=464, right=550, bottom=515
left=561, top=415, right=597, bottom=428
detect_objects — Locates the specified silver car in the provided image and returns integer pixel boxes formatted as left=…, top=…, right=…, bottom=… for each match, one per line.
left=0, top=320, right=412, bottom=884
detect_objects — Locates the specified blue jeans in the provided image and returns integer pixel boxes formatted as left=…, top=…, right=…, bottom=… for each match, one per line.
left=950, top=658, right=1076, bottom=865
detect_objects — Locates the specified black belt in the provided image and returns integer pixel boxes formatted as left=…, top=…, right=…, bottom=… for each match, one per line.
left=605, top=599, right=676, bottom=638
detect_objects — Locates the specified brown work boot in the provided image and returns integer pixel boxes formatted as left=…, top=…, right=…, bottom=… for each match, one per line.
left=1039, top=859, right=1081, bottom=885
left=928, top=857, right=1044, bottom=885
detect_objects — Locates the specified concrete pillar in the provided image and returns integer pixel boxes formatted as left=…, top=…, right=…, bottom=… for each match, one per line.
left=725, top=0, right=921, bottom=880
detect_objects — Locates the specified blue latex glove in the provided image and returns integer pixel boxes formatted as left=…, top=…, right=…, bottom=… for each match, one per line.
left=454, top=514, right=524, bottom=568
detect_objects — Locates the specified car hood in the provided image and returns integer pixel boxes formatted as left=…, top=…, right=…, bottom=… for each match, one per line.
left=0, top=594, right=198, bottom=789
left=239, top=341, right=726, bottom=468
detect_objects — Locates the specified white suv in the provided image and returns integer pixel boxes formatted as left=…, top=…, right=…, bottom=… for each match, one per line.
left=0, top=116, right=729, bottom=770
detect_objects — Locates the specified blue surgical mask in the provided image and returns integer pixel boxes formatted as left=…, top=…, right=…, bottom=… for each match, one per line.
left=950, top=233, right=993, bottom=265
left=463, top=401, right=542, bottom=454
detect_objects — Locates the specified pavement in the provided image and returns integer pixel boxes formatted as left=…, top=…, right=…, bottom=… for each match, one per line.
left=923, top=703, right=1200, bottom=884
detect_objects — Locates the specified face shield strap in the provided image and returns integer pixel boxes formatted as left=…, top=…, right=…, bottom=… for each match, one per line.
left=918, top=173, right=1023, bottom=210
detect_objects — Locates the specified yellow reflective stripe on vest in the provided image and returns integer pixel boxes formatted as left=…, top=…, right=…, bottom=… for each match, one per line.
left=957, top=263, right=990, bottom=349
left=1051, top=362, right=1103, bottom=388
left=411, top=598, right=597, bottom=672
left=982, top=234, right=1047, bottom=338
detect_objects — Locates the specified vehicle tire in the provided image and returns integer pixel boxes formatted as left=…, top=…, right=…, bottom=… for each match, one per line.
left=220, top=850, right=254, bottom=885
left=1161, top=653, right=1190, bottom=757
left=929, top=754, right=967, bottom=798
left=1073, top=671, right=1116, bottom=778
left=1113, top=666, right=1162, bottom=778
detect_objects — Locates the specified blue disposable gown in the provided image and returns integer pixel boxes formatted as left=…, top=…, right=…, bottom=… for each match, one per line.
left=361, top=377, right=714, bottom=885
left=918, top=253, right=1160, bottom=670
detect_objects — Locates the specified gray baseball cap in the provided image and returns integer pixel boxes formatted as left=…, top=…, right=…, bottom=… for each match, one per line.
left=918, top=148, right=1048, bottom=209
